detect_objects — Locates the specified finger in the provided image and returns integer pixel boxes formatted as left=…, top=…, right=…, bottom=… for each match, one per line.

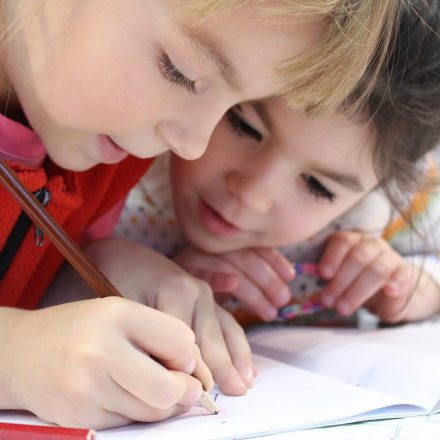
left=151, top=288, right=214, bottom=379
left=146, top=277, right=219, bottom=388
left=192, top=344, right=214, bottom=391
left=230, top=274, right=279, bottom=322
left=192, top=290, right=248, bottom=396
left=180, top=252, right=241, bottom=292
left=62, top=408, right=131, bottom=430
left=152, top=275, right=200, bottom=328
left=321, top=238, right=382, bottom=307
left=117, top=298, right=198, bottom=373
left=216, top=305, right=254, bottom=388
left=377, top=266, right=415, bottom=322
left=88, top=411, right=132, bottom=430
left=109, top=339, right=202, bottom=410
left=383, top=265, right=413, bottom=298
left=36, top=387, right=132, bottom=430
left=334, top=251, right=401, bottom=315
left=100, top=374, right=191, bottom=425
left=255, top=247, right=296, bottom=282
left=370, top=290, right=409, bottom=323
left=191, top=268, right=240, bottom=292
left=223, top=250, right=291, bottom=308
left=319, top=232, right=362, bottom=279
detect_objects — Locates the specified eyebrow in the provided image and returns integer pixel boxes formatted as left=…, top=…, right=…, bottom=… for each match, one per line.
left=180, top=25, right=242, bottom=91
left=312, top=166, right=365, bottom=192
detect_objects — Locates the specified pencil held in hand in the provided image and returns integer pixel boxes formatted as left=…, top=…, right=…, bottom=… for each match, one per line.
left=198, top=390, right=219, bottom=415
left=0, top=158, right=217, bottom=416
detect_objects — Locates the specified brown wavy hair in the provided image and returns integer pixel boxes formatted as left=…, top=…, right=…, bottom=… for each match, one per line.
left=347, top=0, right=440, bottom=200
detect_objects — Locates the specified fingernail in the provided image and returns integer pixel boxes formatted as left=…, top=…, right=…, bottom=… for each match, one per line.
left=322, top=292, right=334, bottom=307
left=320, top=264, right=333, bottom=279
left=181, top=356, right=196, bottom=375
left=275, top=287, right=291, bottom=307
left=281, top=264, right=296, bottom=281
left=386, top=281, right=399, bottom=295
left=262, top=307, right=277, bottom=322
left=231, top=374, right=248, bottom=392
left=242, top=367, right=254, bottom=388
left=337, top=299, right=351, bottom=316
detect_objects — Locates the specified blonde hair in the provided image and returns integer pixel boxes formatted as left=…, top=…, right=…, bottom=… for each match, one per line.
left=0, top=1, right=47, bottom=46
left=3, top=0, right=399, bottom=115
left=180, top=0, right=399, bottom=114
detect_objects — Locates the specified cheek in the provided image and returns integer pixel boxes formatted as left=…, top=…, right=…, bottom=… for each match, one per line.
left=269, top=208, right=341, bottom=246
left=29, top=31, right=163, bottom=132
left=171, top=159, right=199, bottom=190
left=170, top=161, right=204, bottom=220
left=34, top=59, right=159, bottom=132
left=171, top=145, right=226, bottom=188
left=271, top=193, right=374, bottom=246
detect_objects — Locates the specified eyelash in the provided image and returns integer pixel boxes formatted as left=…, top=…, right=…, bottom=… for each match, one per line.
left=159, top=53, right=198, bottom=95
left=226, top=108, right=335, bottom=203
left=226, top=108, right=263, bottom=142
left=302, top=174, right=335, bottom=202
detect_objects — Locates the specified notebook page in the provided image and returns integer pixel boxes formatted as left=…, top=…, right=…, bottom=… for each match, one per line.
left=248, top=322, right=440, bottom=410
left=96, top=354, right=410, bottom=440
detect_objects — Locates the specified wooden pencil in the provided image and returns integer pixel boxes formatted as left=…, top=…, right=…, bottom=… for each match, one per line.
left=0, top=158, right=218, bottom=415
left=0, top=159, right=122, bottom=298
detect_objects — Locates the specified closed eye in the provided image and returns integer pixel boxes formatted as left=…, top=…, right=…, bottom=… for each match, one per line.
left=226, top=107, right=263, bottom=142
left=159, top=53, right=198, bottom=95
left=302, top=174, right=335, bottom=202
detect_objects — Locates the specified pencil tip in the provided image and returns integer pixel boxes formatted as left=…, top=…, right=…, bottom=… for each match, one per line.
left=197, top=390, right=219, bottom=415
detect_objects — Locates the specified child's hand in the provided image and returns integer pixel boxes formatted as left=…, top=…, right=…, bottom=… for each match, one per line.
left=319, top=231, right=415, bottom=321
left=86, top=238, right=254, bottom=396
left=175, top=246, right=295, bottom=322
left=364, top=269, right=440, bottom=323
left=0, top=299, right=206, bottom=429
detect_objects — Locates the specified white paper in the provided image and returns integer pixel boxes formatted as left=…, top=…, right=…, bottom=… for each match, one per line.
left=248, top=320, right=440, bottom=409
left=2, top=320, right=440, bottom=439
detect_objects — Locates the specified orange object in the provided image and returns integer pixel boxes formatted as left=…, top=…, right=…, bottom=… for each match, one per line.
left=0, top=156, right=152, bottom=307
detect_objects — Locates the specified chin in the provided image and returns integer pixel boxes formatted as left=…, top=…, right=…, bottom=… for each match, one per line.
left=183, top=230, right=217, bottom=254
left=48, top=151, right=97, bottom=172
left=187, top=232, right=240, bottom=255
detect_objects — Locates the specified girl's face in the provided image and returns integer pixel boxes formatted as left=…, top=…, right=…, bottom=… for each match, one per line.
left=0, top=0, right=323, bottom=171
left=171, top=97, right=379, bottom=253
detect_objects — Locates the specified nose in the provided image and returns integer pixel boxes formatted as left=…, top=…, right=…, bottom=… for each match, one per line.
left=156, top=121, right=209, bottom=160
left=225, top=158, right=284, bottom=213
left=156, top=102, right=226, bottom=160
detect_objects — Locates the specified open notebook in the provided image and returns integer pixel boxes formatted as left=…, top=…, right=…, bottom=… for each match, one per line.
left=1, top=318, right=440, bottom=439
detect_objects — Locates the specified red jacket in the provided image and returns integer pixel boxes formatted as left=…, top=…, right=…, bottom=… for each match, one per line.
left=0, top=156, right=152, bottom=308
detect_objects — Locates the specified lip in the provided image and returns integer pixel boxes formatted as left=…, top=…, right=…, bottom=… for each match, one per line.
left=198, top=199, right=242, bottom=236
left=98, top=135, right=129, bottom=164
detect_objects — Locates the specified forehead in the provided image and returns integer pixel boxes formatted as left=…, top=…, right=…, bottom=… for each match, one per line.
left=264, top=97, right=377, bottom=178
left=174, top=2, right=326, bottom=98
